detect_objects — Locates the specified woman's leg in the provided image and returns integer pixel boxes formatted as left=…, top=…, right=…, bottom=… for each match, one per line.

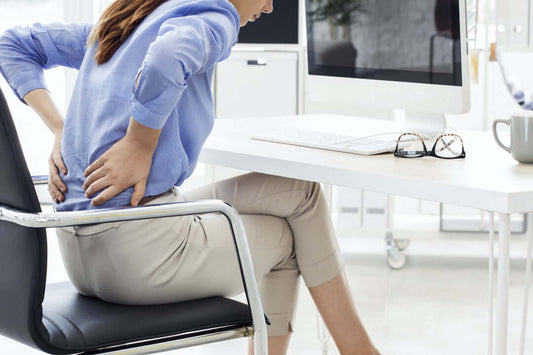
left=183, top=173, right=344, bottom=288
left=248, top=333, right=291, bottom=355
left=248, top=272, right=379, bottom=355
left=309, top=271, right=379, bottom=355
left=183, top=180, right=301, bottom=351
left=184, top=173, right=379, bottom=354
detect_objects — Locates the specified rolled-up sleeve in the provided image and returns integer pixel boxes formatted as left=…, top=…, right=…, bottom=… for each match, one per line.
left=0, top=22, right=92, bottom=101
left=129, top=3, right=239, bottom=129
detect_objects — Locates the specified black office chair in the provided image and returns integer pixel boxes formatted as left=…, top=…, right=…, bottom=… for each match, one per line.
left=0, top=87, right=268, bottom=354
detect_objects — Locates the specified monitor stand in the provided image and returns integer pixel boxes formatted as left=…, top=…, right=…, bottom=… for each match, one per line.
left=391, top=109, right=447, bottom=138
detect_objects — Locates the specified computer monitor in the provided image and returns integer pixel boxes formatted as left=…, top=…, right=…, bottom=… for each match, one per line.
left=305, top=0, right=470, bottom=137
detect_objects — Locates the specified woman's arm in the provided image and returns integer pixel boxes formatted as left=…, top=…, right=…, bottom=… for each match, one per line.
left=23, top=89, right=67, bottom=203
left=23, top=89, right=65, bottom=134
left=129, top=5, right=239, bottom=130
left=83, top=118, right=162, bottom=207
left=0, top=22, right=92, bottom=101
left=0, top=22, right=92, bottom=203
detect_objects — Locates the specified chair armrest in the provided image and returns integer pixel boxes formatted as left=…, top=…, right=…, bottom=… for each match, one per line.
left=0, top=200, right=268, bottom=354
left=31, top=175, right=48, bottom=185
left=1, top=199, right=230, bottom=228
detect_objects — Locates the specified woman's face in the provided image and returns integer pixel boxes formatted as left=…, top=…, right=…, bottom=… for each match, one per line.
left=229, top=0, right=274, bottom=27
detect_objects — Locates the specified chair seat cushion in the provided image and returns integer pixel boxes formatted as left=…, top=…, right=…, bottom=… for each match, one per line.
left=42, top=282, right=252, bottom=352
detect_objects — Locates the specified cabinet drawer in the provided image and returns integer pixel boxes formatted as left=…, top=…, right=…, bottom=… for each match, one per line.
left=215, top=51, right=298, bottom=118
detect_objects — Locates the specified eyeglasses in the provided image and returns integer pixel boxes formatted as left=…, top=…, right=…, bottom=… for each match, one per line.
left=394, top=133, right=466, bottom=159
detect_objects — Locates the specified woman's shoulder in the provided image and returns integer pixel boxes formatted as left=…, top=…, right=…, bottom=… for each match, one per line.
left=160, top=0, right=238, bottom=17
left=146, top=0, right=239, bottom=32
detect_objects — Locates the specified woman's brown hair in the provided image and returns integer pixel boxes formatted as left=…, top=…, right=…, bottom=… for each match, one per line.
left=89, top=0, right=167, bottom=65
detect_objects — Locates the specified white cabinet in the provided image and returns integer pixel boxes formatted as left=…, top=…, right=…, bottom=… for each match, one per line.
left=215, top=50, right=299, bottom=118
left=208, top=48, right=300, bottom=181
left=495, top=0, right=530, bottom=48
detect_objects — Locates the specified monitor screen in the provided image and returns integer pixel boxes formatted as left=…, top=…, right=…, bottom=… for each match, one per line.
left=238, top=0, right=299, bottom=44
left=306, top=0, right=462, bottom=86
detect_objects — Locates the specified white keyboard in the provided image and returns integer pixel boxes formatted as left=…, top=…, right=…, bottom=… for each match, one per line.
left=252, top=128, right=398, bottom=155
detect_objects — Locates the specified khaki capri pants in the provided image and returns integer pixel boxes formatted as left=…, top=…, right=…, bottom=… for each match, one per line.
left=57, top=172, right=344, bottom=336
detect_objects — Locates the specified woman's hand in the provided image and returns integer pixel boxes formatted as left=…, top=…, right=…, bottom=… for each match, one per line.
left=48, top=134, right=68, bottom=203
left=83, top=136, right=152, bottom=206
left=83, top=118, right=161, bottom=207
left=20, top=89, right=67, bottom=204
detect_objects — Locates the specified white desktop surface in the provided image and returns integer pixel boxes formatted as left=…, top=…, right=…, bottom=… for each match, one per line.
left=199, top=114, right=533, bottom=355
left=201, top=114, right=533, bottom=214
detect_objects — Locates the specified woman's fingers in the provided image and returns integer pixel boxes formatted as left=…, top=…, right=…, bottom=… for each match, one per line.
left=130, top=178, right=147, bottom=206
left=90, top=185, right=123, bottom=207
left=48, top=172, right=65, bottom=203
left=48, top=182, right=64, bottom=203
left=50, top=168, right=67, bottom=192
left=52, top=151, right=68, bottom=175
left=84, top=175, right=111, bottom=199
left=83, top=166, right=107, bottom=191
left=82, top=125, right=159, bottom=206
left=84, top=155, right=105, bottom=177
left=48, top=157, right=67, bottom=203
left=47, top=134, right=68, bottom=204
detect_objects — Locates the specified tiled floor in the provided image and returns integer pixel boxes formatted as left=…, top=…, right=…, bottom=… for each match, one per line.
left=3, top=226, right=533, bottom=355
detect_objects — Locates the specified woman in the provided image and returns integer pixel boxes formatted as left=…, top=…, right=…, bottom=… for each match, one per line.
left=0, top=0, right=379, bottom=354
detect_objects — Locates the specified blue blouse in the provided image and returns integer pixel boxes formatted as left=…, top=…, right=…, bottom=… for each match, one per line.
left=0, top=0, right=240, bottom=211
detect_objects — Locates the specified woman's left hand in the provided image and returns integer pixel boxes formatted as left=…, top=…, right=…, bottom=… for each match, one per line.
left=82, top=117, right=161, bottom=207
left=83, top=135, right=153, bottom=207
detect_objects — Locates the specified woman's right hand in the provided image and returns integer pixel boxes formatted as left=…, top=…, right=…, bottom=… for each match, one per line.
left=48, top=134, right=68, bottom=203
left=20, top=89, right=67, bottom=204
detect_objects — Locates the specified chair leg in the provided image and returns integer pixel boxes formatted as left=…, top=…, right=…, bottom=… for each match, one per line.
left=222, top=206, right=268, bottom=355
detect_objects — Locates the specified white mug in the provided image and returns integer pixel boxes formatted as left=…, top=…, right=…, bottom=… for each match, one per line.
left=492, top=111, right=533, bottom=164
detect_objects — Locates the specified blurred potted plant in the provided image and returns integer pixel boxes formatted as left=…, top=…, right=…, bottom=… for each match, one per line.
left=307, top=0, right=365, bottom=40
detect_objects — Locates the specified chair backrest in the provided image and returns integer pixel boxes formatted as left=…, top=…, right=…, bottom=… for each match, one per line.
left=0, top=88, right=50, bottom=350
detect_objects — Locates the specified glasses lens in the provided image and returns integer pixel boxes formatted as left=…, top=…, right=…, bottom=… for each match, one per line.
left=434, top=135, right=464, bottom=158
left=396, top=134, right=426, bottom=157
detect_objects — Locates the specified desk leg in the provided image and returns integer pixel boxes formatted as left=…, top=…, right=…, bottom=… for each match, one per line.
left=519, top=213, right=533, bottom=355
left=322, top=183, right=333, bottom=209
left=495, top=213, right=511, bottom=355
left=489, top=212, right=495, bottom=355
left=317, top=311, right=330, bottom=355
left=319, top=183, right=332, bottom=354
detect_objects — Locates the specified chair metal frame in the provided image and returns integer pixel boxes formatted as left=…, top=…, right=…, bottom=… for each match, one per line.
left=0, top=199, right=268, bottom=355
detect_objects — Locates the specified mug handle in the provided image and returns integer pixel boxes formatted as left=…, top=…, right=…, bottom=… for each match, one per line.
left=492, top=119, right=512, bottom=153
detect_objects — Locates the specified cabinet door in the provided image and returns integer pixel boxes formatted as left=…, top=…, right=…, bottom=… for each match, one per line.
left=215, top=51, right=298, bottom=118
left=495, top=0, right=529, bottom=48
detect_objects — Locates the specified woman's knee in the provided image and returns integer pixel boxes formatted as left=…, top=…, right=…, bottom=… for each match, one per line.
left=255, top=173, right=321, bottom=198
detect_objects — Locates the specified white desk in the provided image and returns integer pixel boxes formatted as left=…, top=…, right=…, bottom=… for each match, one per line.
left=199, top=114, right=533, bottom=355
